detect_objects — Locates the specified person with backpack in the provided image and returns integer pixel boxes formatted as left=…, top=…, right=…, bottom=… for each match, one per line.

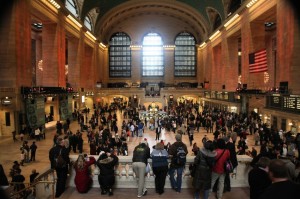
left=192, top=140, right=217, bottom=199
left=168, top=133, right=188, bottom=193
left=49, top=137, right=70, bottom=198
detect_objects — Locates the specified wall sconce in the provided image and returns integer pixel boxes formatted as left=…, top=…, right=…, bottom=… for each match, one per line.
left=1, top=97, right=12, bottom=105
left=288, top=122, right=293, bottom=126
left=96, top=81, right=102, bottom=88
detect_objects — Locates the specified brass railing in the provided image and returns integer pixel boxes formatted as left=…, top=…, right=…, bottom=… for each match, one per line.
left=8, top=169, right=56, bottom=199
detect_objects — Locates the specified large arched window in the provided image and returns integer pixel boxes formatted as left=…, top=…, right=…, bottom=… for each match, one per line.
left=174, top=32, right=196, bottom=77
left=65, top=0, right=79, bottom=18
left=142, top=33, right=164, bottom=76
left=84, top=15, right=92, bottom=31
left=109, top=32, right=131, bottom=77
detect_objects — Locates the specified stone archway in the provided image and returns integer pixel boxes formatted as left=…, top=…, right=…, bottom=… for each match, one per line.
left=143, top=101, right=163, bottom=110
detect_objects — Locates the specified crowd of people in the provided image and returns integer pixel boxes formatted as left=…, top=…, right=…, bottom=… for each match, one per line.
left=2, top=101, right=300, bottom=199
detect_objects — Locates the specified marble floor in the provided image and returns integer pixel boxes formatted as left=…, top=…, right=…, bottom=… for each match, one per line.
left=0, top=110, right=251, bottom=198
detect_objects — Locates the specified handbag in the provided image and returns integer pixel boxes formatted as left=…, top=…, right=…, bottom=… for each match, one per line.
left=216, top=149, right=233, bottom=173
left=189, top=163, right=196, bottom=177
left=145, top=163, right=151, bottom=173
left=224, top=159, right=234, bottom=173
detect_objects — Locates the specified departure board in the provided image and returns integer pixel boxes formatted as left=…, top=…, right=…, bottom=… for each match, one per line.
left=283, top=97, right=296, bottom=109
left=270, top=96, right=281, bottom=108
left=267, top=95, right=300, bottom=113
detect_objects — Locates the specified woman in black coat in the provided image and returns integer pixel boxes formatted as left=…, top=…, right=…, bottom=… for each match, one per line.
left=0, top=164, right=8, bottom=186
left=192, top=141, right=217, bottom=199
left=224, top=136, right=238, bottom=192
left=96, top=152, right=119, bottom=196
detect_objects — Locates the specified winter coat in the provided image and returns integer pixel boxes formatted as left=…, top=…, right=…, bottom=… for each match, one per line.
left=74, top=157, right=96, bottom=193
left=97, top=154, right=119, bottom=188
left=192, top=148, right=217, bottom=190
left=132, top=143, right=150, bottom=165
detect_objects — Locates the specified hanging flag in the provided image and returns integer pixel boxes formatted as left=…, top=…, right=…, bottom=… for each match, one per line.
left=249, top=49, right=268, bottom=73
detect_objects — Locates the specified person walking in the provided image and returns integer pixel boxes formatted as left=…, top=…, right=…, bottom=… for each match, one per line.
left=168, top=133, right=188, bottom=193
left=12, top=131, right=18, bottom=142
left=155, top=125, right=161, bottom=141
left=193, top=140, right=217, bottom=199
left=132, top=140, right=150, bottom=197
left=30, top=141, right=37, bottom=161
left=151, top=142, right=169, bottom=195
left=49, top=137, right=70, bottom=198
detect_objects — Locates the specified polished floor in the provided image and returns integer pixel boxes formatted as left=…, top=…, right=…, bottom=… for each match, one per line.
left=0, top=110, right=251, bottom=198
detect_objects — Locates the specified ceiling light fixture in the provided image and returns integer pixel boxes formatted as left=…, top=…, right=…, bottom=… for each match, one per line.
left=246, top=0, right=259, bottom=8
left=209, top=30, right=220, bottom=41
left=224, top=14, right=240, bottom=28
left=47, top=0, right=61, bottom=9
left=199, top=42, right=206, bottom=48
left=86, top=31, right=97, bottom=41
left=67, top=15, right=82, bottom=28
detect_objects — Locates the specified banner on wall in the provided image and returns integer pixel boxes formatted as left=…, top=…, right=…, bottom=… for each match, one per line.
left=59, top=95, right=72, bottom=120
left=25, top=98, right=45, bottom=128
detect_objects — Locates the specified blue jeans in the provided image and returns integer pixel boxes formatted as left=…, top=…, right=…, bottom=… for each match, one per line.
left=195, top=189, right=209, bottom=199
left=168, top=167, right=184, bottom=192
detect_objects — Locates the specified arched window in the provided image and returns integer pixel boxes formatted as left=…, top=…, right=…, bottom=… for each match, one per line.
left=84, top=15, right=92, bottom=31
left=109, top=32, right=131, bottom=77
left=142, top=33, right=164, bottom=76
left=174, top=32, right=196, bottom=77
left=65, top=0, right=78, bottom=18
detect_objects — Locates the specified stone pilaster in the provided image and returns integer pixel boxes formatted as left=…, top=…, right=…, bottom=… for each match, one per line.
left=42, top=17, right=66, bottom=87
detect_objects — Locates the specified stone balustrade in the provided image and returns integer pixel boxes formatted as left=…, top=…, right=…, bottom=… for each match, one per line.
left=68, top=154, right=252, bottom=189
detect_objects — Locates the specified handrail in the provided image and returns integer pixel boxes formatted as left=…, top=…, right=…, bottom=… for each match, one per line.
left=8, top=169, right=56, bottom=199
left=9, top=180, right=55, bottom=199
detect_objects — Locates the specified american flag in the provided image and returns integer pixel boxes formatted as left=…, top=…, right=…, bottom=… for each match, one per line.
left=249, top=49, right=268, bottom=73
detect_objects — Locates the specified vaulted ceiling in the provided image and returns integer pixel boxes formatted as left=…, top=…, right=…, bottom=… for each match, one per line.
left=60, top=0, right=243, bottom=44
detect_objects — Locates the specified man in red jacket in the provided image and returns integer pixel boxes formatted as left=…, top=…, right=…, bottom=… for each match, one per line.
left=210, top=138, right=230, bottom=199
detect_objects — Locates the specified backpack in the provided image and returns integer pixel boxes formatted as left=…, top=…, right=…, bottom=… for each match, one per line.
left=175, top=146, right=187, bottom=166
left=55, top=149, right=66, bottom=168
